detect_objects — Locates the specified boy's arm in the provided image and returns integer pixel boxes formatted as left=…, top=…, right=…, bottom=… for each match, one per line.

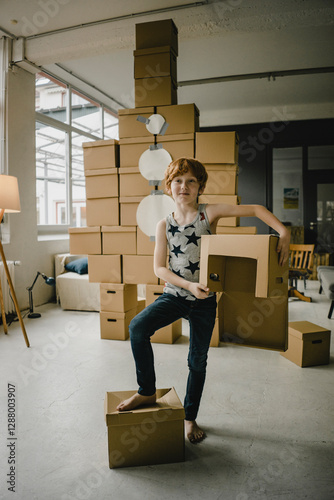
left=154, top=219, right=210, bottom=299
left=206, top=203, right=290, bottom=266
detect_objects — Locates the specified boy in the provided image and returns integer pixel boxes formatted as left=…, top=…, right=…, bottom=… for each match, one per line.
left=117, top=158, right=290, bottom=444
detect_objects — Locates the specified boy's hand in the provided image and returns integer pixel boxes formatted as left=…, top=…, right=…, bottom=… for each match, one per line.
left=277, top=230, right=290, bottom=266
left=188, top=282, right=210, bottom=299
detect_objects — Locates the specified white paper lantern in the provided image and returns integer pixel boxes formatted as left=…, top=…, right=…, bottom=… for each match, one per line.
left=146, top=114, right=166, bottom=135
left=139, top=147, right=172, bottom=181
left=136, top=193, right=175, bottom=238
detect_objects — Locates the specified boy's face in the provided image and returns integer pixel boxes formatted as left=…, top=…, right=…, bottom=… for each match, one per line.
left=169, top=170, right=203, bottom=203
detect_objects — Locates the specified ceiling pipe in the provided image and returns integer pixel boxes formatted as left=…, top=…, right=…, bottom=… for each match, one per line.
left=24, top=1, right=208, bottom=40
left=178, top=66, right=334, bottom=86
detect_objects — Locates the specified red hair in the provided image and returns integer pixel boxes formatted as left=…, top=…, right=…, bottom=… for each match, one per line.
left=165, top=158, right=208, bottom=193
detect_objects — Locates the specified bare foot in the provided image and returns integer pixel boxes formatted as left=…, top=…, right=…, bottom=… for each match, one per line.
left=116, top=392, right=156, bottom=411
left=185, top=420, right=206, bottom=444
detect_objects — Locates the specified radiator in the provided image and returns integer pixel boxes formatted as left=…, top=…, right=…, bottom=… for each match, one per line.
left=0, top=260, right=16, bottom=314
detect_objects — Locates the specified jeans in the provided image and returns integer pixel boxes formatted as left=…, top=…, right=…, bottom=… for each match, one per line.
left=129, top=292, right=217, bottom=421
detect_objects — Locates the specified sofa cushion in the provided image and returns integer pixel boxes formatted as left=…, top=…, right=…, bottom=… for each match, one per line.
left=65, top=257, right=88, bottom=275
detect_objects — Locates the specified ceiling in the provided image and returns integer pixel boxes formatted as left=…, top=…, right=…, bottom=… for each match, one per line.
left=1, top=0, right=334, bottom=126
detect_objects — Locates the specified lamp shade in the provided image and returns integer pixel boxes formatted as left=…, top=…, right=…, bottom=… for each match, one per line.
left=0, top=175, right=21, bottom=212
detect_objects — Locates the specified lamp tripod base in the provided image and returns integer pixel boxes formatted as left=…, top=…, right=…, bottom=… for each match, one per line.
left=28, top=312, right=41, bottom=319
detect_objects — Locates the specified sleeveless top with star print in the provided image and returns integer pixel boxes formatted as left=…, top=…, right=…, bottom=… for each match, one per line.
left=164, top=203, right=214, bottom=301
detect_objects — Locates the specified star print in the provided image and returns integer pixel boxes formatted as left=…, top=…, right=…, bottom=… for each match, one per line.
left=200, top=212, right=205, bottom=221
left=172, top=269, right=183, bottom=278
left=185, top=232, right=201, bottom=247
left=185, top=260, right=200, bottom=275
left=168, top=224, right=181, bottom=237
left=185, top=224, right=195, bottom=230
left=171, top=245, right=184, bottom=258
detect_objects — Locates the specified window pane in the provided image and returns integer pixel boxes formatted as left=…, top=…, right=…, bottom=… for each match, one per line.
left=35, top=72, right=67, bottom=123
left=36, top=122, right=67, bottom=224
left=272, top=147, right=303, bottom=226
left=71, top=90, right=102, bottom=136
left=104, top=108, right=119, bottom=139
left=71, top=132, right=94, bottom=227
left=308, top=145, right=334, bottom=170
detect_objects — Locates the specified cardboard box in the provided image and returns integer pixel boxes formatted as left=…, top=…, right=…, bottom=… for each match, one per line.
left=146, top=285, right=182, bottom=344
left=136, top=19, right=178, bottom=55
left=118, top=107, right=155, bottom=139
left=157, top=133, right=195, bottom=161
left=100, top=283, right=138, bottom=313
left=196, top=132, right=239, bottom=164
left=200, top=235, right=288, bottom=298
left=83, top=139, right=119, bottom=170
left=137, top=227, right=155, bottom=255
left=104, top=387, right=185, bottom=468
left=204, top=164, right=238, bottom=195
left=135, top=76, right=177, bottom=107
left=69, top=226, right=101, bottom=255
left=120, top=196, right=144, bottom=226
left=120, top=167, right=164, bottom=197
left=100, top=307, right=137, bottom=340
left=199, top=235, right=288, bottom=351
left=119, top=137, right=154, bottom=167
left=102, top=226, right=137, bottom=255
left=137, top=298, right=146, bottom=314
left=88, top=255, right=122, bottom=283
left=199, top=194, right=240, bottom=227
left=85, top=169, right=119, bottom=199
left=156, top=104, right=199, bottom=136
left=134, top=46, right=177, bottom=80
left=123, top=255, right=158, bottom=284
left=280, top=321, right=331, bottom=367
left=216, top=226, right=257, bottom=235
left=86, top=198, right=119, bottom=227
left=210, top=292, right=223, bottom=347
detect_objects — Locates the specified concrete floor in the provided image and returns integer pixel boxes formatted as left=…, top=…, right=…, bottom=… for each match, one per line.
left=0, top=280, right=333, bottom=500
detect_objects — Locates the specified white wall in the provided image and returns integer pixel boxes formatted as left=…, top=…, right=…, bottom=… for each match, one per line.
left=5, top=66, right=69, bottom=310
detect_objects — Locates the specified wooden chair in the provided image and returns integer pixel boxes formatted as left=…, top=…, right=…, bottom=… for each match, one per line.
left=288, top=244, right=315, bottom=302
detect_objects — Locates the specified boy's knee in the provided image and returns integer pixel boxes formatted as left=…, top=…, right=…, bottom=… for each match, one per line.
left=188, top=354, right=208, bottom=373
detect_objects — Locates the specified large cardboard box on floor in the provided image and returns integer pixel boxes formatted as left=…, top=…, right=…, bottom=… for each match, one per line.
left=135, top=76, right=177, bottom=108
left=104, top=387, right=185, bottom=468
left=280, top=321, right=331, bottom=367
left=118, top=107, right=155, bottom=139
left=88, top=255, right=122, bottom=283
left=134, top=46, right=177, bottom=80
left=136, top=19, right=178, bottom=55
left=204, top=164, right=238, bottom=195
left=69, top=227, right=101, bottom=255
left=200, top=235, right=289, bottom=351
left=123, top=255, right=158, bottom=284
left=199, top=194, right=240, bottom=227
left=83, top=139, right=119, bottom=170
left=195, top=132, right=239, bottom=165
left=100, top=283, right=138, bottom=312
left=102, top=226, right=137, bottom=255
left=100, top=308, right=137, bottom=340
left=85, top=169, right=119, bottom=199
left=156, top=103, right=199, bottom=136
left=86, top=198, right=119, bottom=227
left=146, top=285, right=182, bottom=344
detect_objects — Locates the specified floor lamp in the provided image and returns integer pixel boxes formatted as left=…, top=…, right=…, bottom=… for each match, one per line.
left=0, top=175, right=30, bottom=347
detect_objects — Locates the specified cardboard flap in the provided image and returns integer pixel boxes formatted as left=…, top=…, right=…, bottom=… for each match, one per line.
left=105, top=388, right=185, bottom=426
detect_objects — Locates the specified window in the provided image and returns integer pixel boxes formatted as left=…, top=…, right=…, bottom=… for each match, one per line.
left=35, top=72, right=118, bottom=234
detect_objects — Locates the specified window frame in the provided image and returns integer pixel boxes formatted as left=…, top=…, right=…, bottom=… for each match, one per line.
left=35, top=74, right=118, bottom=237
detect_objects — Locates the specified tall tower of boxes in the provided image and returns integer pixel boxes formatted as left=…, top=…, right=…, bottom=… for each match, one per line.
left=69, top=19, right=251, bottom=346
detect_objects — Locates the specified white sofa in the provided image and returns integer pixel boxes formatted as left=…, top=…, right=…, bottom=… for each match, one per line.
left=55, top=253, right=100, bottom=311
